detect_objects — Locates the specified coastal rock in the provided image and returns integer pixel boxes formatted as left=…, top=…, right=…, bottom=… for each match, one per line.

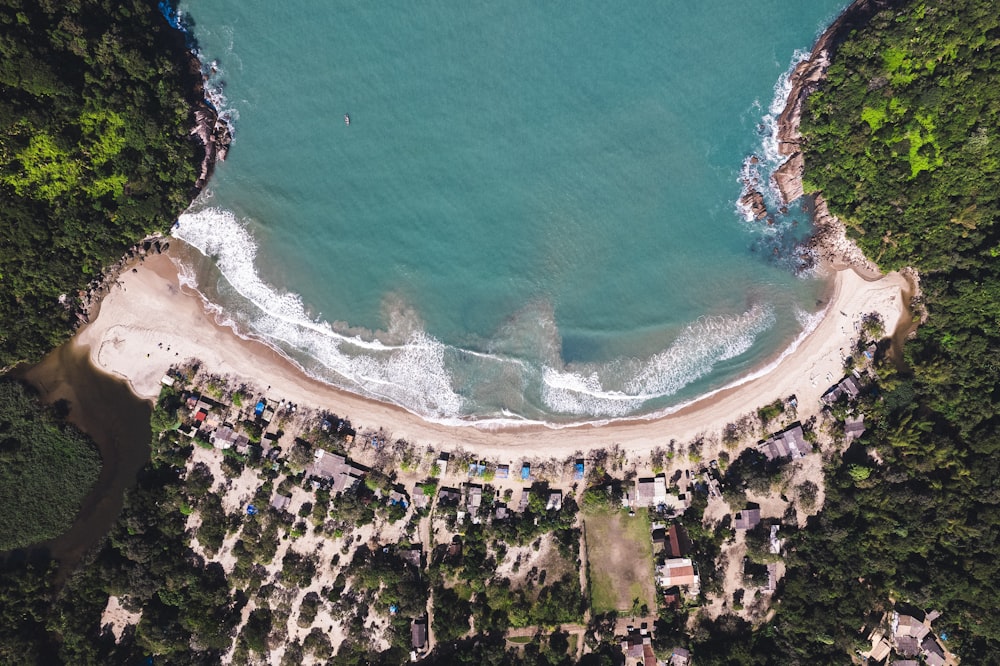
left=808, top=196, right=880, bottom=275
left=190, top=102, right=231, bottom=191
left=775, top=55, right=830, bottom=157
left=740, top=189, right=769, bottom=220
left=772, top=152, right=805, bottom=205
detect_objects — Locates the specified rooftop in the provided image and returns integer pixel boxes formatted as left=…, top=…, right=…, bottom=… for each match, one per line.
left=734, top=508, right=761, bottom=530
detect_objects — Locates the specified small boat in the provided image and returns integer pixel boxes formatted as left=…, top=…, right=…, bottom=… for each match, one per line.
left=344, top=113, right=350, bottom=126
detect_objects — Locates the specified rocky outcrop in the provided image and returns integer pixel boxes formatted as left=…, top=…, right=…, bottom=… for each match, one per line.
left=191, top=102, right=232, bottom=191
left=807, top=197, right=880, bottom=276
left=740, top=189, right=769, bottom=220
left=772, top=153, right=804, bottom=204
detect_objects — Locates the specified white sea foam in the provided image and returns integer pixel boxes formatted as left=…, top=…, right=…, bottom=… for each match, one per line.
left=760, top=48, right=810, bottom=171
left=173, top=207, right=464, bottom=417
left=540, top=304, right=776, bottom=417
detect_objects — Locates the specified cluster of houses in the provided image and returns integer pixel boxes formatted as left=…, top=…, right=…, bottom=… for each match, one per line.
left=653, top=523, right=699, bottom=603
left=863, top=608, right=957, bottom=666
left=160, top=357, right=889, bottom=664
left=620, top=624, right=691, bottom=666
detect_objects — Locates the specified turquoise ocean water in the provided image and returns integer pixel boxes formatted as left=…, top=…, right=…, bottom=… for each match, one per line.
left=173, top=0, right=847, bottom=424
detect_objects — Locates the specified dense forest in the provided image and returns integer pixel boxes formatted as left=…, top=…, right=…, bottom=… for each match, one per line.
left=714, top=0, right=999, bottom=662
left=0, top=0, right=205, bottom=368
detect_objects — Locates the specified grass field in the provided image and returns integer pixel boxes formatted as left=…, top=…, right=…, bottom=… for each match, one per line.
left=583, top=506, right=657, bottom=614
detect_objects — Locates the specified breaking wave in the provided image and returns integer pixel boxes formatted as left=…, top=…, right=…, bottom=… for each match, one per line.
left=171, top=205, right=789, bottom=423
left=540, top=304, right=775, bottom=417
left=174, top=207, right=464, bottom=417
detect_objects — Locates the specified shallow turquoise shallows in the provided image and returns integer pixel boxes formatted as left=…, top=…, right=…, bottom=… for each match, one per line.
left=174, top=0, right=847, bottom=423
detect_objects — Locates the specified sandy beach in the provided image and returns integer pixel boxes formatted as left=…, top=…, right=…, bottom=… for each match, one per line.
left=75, top=250, right=909, bottom=459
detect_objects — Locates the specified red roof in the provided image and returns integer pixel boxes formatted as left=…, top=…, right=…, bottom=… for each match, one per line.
left=669, top=525, right=681, bottom=556
left=195, top=410, right=207, bottom=421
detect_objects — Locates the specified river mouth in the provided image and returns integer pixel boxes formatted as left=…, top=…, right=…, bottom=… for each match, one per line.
left=14, top=341, right=151, bottom=580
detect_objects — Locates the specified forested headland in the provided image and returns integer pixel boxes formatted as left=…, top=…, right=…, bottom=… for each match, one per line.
left=698, top=0, right=1000, bottom=661
left=0, top=0, right=208, bottom=368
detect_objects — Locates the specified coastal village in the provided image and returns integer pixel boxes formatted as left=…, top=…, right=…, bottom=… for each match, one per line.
left=95, top=317, right=957, bottom=665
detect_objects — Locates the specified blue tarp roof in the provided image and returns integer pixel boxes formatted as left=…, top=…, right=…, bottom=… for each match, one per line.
left=521, top=464, right=530, bottom=479
left=255, top=401, right=265, bottom=415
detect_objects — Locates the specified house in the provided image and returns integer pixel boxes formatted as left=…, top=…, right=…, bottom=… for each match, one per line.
left=760, top=424, right=809, bottom=462
left=765, top=562, right=778, bottom=593
left=636, top=478, right=656, bottom=506
left=891, top=661, right=919, bottom=666
left=437, top=487, right=461, bottom=505
left=574, top=459, right=585, bottom=480
left=769, top=524, right=783, bottom=554
left=496, top=464, right=509, bottom=479
left=651, top=527, right=667, bottom=550
left=734, top=507, right=761, bottom=530
left=310, top=449, right=365, bottom=494
left=670, top=646, right=692, bottom=666
left=233, top=433, right=250, bottom=454
left=546, top=490, right=563, bottom=511
left=412, top=485, right=430, bottom=510
left=270, top=494, right=291, bottom=512
left=517, top=488, right=531, bottom=512
left=435, top=453, right=449, bottom=478
left=657, top=558, right=699, bottom=589
left=411, top=617, right=428, bottom=652
left=635, top=475, right=668, bottom=508
left=662, top=587, right=681, bottom=608
left=844, top=414, right=866, bottom=441
left=211, top=424, right=239, bottom=450
left=494, top=504, right=508, bottom=520
left=160, top=374, right=175, bottom=387
left=620, top=626, right=655, bottom=666
left=921, top=636, right=946, bottom=666
left=464, top=484, right=483, bottom=513
left=388, top=490, right=407, bottom=507
left=895, top=636, right=920, bottom=657
left=863, top=630, right=892, bottom=662
left=893, top=612, right=930, bottom=642
left=399, top=545, right=422, bottom=569
left=665, top=524, right=691, bottom=558
left=822, top=375, right=862, bottom=405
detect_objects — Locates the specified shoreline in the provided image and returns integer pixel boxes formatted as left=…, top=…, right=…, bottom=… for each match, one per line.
left=74, top=251, right=908, bottom=459
left=69, top=0, right=912, bottom=459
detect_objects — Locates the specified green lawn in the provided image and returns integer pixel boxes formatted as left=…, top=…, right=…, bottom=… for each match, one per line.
left=583, top=506, right=656, bottom=614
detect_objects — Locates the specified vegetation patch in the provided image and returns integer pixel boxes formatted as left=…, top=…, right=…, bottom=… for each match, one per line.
left=0, top=380, right=101, bottom=551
